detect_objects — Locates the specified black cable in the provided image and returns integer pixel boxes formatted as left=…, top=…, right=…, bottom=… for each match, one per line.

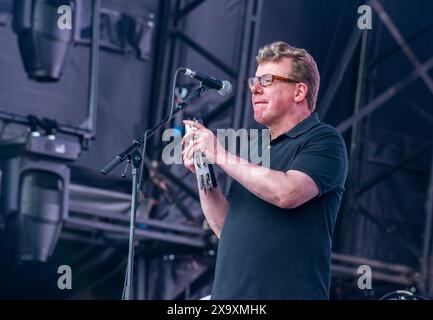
left=137, top=68, right=182, bottom=192
left=122, top=68, right=182, bottom=299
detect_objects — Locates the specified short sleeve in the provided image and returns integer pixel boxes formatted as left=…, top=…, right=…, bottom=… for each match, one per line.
left=290, top=131, right=348, bottom=196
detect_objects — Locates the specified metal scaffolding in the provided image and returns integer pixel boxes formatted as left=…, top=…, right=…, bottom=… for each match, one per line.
left=330, top=0, right=433, bottom=297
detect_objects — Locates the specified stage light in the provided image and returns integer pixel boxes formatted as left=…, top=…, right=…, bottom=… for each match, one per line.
left=0, top=134, right=80, bottom=262
left=15, top=170, right=66, bottom=262
left=12, top=0, right=75, bottom=82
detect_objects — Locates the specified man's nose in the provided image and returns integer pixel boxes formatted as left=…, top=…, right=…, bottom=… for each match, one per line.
left=250, top=80, right=263, bottom=94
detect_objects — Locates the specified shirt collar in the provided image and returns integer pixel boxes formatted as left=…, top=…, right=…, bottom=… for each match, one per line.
left=283, top=112, right=320, bottom=139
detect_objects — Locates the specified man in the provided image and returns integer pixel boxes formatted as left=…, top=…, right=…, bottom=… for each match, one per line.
left=182, top=41, right=348, bottom=299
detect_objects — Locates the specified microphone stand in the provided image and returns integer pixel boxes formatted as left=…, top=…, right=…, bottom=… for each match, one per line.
left=100, top=85, right=209, bottom=300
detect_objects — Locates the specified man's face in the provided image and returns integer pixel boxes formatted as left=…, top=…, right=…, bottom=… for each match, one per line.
left=250, top=58, right=296, bottom=126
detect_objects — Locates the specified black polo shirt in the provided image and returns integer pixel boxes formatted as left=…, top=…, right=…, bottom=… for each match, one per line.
left=211, top=113, right=348, bottom=300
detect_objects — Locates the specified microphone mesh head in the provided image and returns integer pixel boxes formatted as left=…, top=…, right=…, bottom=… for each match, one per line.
left=218, top=81, right=232, bottom=96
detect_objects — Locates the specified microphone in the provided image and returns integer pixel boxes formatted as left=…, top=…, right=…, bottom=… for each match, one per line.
left=180, top=67, right=232, bottom=96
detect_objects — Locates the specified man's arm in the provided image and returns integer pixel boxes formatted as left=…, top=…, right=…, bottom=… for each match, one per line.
left=198, top=187, right=229, bottom=238
left=182, top=120, right=319, bottom=210
left=182, top=138, right=229, bottom=238
left=219, top=152, right=319, bottom=209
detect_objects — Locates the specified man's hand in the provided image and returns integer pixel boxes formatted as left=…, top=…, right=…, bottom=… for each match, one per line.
left=182, top=120, right=225, bottom=169
left=182, top=120, right=230, bottom=238
left=182, top=141, right=196, bottom=173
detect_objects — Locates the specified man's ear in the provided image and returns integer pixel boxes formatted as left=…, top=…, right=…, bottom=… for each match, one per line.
left=294, top=83, right=308, bottom=103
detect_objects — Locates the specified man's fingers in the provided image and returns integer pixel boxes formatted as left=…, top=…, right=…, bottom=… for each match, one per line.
left=185, top=142, right=202, bottom=162
left=183, top=120, right=204, bottom=129
left=186, top=163, right=195, bottom=173
left=183, top=130, right=202, bottom=146
left=182, top=147, right=196, bottom=173
left=183, top=131, right=195, bottom=144
left=184, top=137, right=200, bottom=152
left=182, top=121, right=206, bottom=174
left=184, top=147, right=192, bottom=163
left=183, top=142, right=196, bottom=162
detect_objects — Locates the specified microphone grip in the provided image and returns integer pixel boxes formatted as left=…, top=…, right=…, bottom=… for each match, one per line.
left=101, top=156, right=122, bottom=175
